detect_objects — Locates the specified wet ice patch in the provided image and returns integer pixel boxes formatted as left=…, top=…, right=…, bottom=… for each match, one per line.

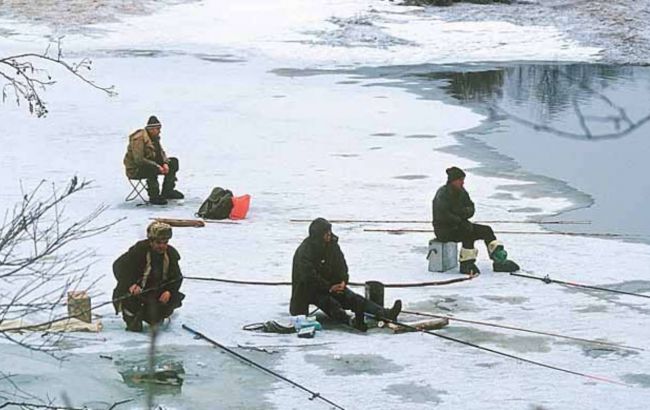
left=480, top=295, right=529, bottom=305
left=475, top=362, right=501, bottom=369
left=579, top=345, right=639, bottom=359
left=409, top=296, right=483, bottom=314
left=304, top=353, right=403, bottom=376
left=510, top=207, right=543, bottom=214
left=103, top=48, right=171, bottom=58
left=443, top=327, right=552, bottom=353
left=607, top=280, right=650, bottom=294
left=195, top=53, right=246, bottom=63
left=573, top=304, right=609, bottom=314
left=384, top=383, right=447, bottom=405
left=490, top=192, right=516, bottom=200
left=622, top=374, right=650, bottom=388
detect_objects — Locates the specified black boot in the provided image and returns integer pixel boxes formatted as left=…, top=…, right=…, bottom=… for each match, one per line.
left=493, top=259, right=520, bottom=272
left=123, top=311, right=143, bottom=332
left=148, top=195, right=168, bottom=205
left=488, top=241, right=520, bottom=272
left=459, top=248, right=480, bottom=275
left=162, top=174, right=184, bottom=199
left=351, top=314, right=368, bottom=332
left=147, top=179, right=168, bottom=205
left=383, top=300, right=402, bottom=321
left=460, top=260, right=480, bottom=275
left=162, top=189, right=184, bottom=200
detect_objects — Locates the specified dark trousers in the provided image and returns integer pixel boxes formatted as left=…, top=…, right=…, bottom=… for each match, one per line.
left=133, top=157, right=180, bottom=198
left=436, top=222, right=497, bottom=250
left=121, top=293, right=177, bottom=326
left=313, top=288, right=384, bottom=323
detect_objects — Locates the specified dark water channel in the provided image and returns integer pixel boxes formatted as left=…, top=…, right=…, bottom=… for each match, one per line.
left=418, top=63, right=650, bottom=242
left=276, top=63, right=650, bottom=242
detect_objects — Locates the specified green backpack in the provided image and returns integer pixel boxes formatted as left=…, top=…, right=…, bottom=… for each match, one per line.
left=196, top=187, right=234, bottom=220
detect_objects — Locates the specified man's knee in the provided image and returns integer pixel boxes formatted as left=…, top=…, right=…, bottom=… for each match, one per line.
left=141, top=302, right=175, bottom=324
left=135, top=162, right=160, bottom=179
left=121, top=298, right=142, bottom=320
left=338, top=289, right=364, bottom=310
left=316, top=295, right=348, bottom=321
left=168, top=157, right=179, bottom=173
left=474, top=223, right=495, bottom=240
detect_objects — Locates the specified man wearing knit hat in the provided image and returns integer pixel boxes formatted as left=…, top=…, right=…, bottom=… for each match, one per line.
left=432, top=166, right=520, bottom=275
left=112, top=221, right=185, bottom=331
left=123, top=115, right=184, bottom=205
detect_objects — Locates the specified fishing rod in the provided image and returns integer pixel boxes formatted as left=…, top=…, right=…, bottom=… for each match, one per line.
left=363, top=228, right=627, bottom=238
left=0, top=278, right=183, bottom=333
left=511, top=272, right=650, bottom=300
left=290, top=219, right=591, bottom=225
left=182, top=324, right=345, bottom=410
left=402, top=309, right=643, bottom=351
left=150, top=217, right=240, bottom=226
left=184, top=274, right=477, bottom=288
left=367, top=314, right=628, bottom=386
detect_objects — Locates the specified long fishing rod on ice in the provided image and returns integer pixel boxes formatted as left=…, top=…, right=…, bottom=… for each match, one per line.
left=367, top=314, right=628, bottom=386
left=511, top=272, right=650, bottom=300
left=363, top=228, right=628, bottom=238
left=182, top=324, right=346, bottom=410
left=289, top=219, right=591, bottom=225
left=402, top=309, right=643, bottom=351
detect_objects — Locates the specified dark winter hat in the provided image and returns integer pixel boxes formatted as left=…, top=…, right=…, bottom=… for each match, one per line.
left=308, top=217, right=332, bottom=239
left=145, top=115, right=161, bottom=128
left=446, top=166, right=466, bottom=183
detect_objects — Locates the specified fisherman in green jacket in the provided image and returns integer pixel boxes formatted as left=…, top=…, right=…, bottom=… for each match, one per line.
left=432, top=167, right=520, bottom=275
left=123, top=115, right=184, bottom=205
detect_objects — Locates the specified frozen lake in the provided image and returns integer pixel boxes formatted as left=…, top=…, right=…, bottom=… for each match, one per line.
left=1, top=1, right=649, bottom=409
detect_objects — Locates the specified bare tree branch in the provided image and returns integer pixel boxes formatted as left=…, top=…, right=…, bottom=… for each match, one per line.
left=0, top=177, right=122, bottom=356
left=0, top=38, right=116, bottom=117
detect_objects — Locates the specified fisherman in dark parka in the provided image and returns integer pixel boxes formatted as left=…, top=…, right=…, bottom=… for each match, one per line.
left=112, top=221, right=185, bottom=331
left=432, top=166, right=520, bottom=275
left=290, top=218, right=401, bottom=332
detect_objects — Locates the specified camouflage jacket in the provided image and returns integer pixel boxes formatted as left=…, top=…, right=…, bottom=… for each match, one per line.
left=123, top=129, right=168, bottom=179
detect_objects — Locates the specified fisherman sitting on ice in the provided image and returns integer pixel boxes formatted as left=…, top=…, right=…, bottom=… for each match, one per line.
left=112, top=222, right=185, bottom=331
left=290, top=218, right=402, bottom=332
left=123, top=115, right=184, bottom=205
left=432, top=166, right=520, bottom=275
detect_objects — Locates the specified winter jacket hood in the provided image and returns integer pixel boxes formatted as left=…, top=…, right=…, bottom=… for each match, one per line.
left=290, top=218, right=348, bottom=316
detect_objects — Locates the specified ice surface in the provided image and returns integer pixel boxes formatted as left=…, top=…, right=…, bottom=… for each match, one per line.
left=1, top=1, right=648, bottom=409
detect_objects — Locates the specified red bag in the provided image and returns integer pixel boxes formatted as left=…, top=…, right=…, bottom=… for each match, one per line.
left=229, top=194, right=251, bottom=220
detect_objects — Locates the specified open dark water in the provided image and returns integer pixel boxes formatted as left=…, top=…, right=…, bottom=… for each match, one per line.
left=418, top=63, right=650, bottom=242
left=276, top=63, right=650, bottom=242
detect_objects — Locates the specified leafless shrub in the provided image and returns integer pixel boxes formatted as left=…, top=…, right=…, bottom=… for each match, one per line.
left=0, top=177, right=120, bottom=355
